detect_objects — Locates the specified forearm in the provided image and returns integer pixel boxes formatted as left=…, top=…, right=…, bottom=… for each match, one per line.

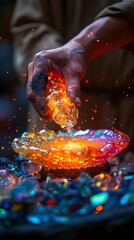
left=72, top=16, right=134, bottom=62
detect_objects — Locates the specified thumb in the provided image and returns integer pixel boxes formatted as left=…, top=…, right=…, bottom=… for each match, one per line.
left=66, top=76, right=82, bottom=106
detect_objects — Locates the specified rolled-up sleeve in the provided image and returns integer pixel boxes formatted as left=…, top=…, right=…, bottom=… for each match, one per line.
left=96, top=0, right=134, bottom=25
left=95, top=0, right=134, bottom=53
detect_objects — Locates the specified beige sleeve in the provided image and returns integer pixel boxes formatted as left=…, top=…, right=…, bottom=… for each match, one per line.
left=10, top=0, right=64, bottom=76
left=95, top=0, right=134, bottom=53
left=96, top=0, right=134, bottom=24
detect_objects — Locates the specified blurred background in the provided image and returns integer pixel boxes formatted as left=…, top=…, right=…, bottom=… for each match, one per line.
left=0, top=0, right=29, bottom=159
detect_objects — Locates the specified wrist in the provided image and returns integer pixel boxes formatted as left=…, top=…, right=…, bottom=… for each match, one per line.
left=71, top=24, right=99, bottom=63
left=65, top=38, right=89, bottom=63
left=71, top=17, right=118, bottom=62
left=72, top=16, right=134, bottom=63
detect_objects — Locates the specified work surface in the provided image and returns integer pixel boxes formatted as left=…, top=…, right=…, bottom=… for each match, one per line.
left=0, top=153, right=134, bottom=240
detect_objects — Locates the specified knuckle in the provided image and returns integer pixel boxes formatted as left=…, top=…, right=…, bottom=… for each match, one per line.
left=36, top=61, right=44, bottom=68
left=27, top=92, right=36, bottom=103
left=34, top=53, right=41, bottom=62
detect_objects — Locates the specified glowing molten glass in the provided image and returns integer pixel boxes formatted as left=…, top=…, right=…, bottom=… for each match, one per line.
left=12, top=129, right=129, bottom=169
left=46, top=73, right=78, bottom=131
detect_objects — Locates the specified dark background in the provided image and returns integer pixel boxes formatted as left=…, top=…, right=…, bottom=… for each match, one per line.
left=0, top=0, right=29, bottom=159
left=0, top=3, right=134, bottom=239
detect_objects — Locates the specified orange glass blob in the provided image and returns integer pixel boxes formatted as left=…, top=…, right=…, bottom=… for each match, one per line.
left=45, top=73, right=78, bottom=131
left=12, top=129, right=130, bottom=170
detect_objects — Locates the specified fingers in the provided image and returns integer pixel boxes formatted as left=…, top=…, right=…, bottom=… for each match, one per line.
left=27, top=73, right=47, bottom=117
left=27, top=62, right=36, bottom=105
left=31, top=72, right=48, bottom=95
left=31, top=72, right=48, bottom=116
left=27, top=54, right=50, bottom=118
left=26, top=47, right=85, bottom=121
left=63, top=54, right=86, bottom=107
left=27, top=51, right=62, bottom=120
left=66, top=76, right=82, bottom=106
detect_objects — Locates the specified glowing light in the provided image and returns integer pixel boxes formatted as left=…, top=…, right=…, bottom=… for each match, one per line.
left=120, top=193, right=130, bottom=205
left=21, top=73, right=27, bottom=77
left=93, top=109, right=97, bottom=113
left=96, top=205, right=103, bottom=212
left=90, top=192, right=109, bottom=206
left=114, top=185, right=119, bottom=190
left=96, top=181, right=102, bottom=187
left=0, top=209, right=7, bottom=216
left=99, top=173, right=105, bottom=179
left=46, top=72, right=78, bottom=130
left=12, top=128, right=130, bottom=170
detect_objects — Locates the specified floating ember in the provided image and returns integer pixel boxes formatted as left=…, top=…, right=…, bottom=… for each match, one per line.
left=12, top=129, right=130, bottom=178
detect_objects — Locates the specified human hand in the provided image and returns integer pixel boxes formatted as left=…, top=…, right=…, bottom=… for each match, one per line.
left=27, top=40, right=87, bottom=121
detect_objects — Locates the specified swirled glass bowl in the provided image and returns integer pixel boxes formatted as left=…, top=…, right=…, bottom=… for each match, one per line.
left=12, top=129, right=130, bottom=170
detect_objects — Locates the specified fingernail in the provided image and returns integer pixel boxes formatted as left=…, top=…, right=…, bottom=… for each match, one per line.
left=75, top=97, right=81, bottom=105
